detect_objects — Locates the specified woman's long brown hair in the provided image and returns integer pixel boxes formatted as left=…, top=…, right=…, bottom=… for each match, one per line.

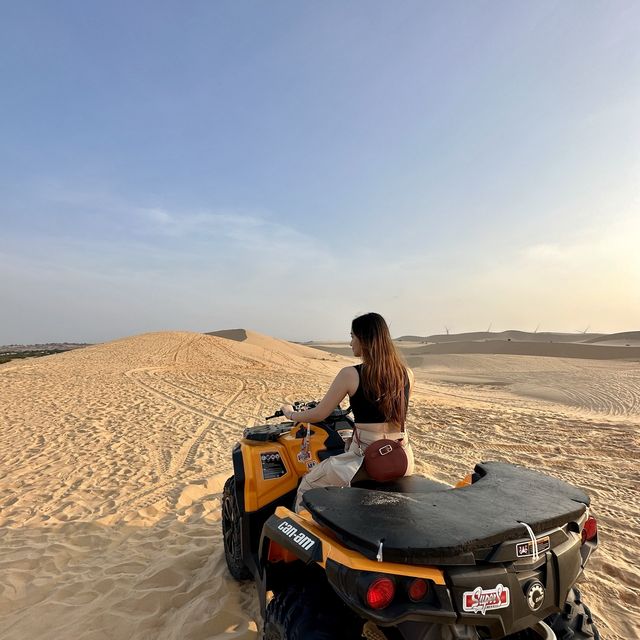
left=352, top=312, right=408, bottom=427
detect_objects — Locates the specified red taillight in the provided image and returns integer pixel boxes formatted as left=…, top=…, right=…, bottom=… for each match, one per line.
left=582, top=516, right=598, bottom=543
left=408, top=578, right=428, bottom=602
left=366, top=577, right=395, bottom=609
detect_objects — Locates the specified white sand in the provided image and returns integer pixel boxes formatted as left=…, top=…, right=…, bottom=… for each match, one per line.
left=0, top=331, right=637, bottom=639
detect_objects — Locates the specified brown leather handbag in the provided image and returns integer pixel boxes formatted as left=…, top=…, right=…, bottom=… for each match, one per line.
left=363, top=437, right=408, bottom=482
left=353, top=425, right=408, bottom=483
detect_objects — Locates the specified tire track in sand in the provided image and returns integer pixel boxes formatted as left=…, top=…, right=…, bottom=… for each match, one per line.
left=119, top=364, right=249, bottom=512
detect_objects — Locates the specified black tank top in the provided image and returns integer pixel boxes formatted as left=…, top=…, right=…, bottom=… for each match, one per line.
left=350, top=364, right=410, bottom=424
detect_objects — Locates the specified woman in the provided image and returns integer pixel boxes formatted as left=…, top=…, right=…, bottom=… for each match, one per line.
left=280, top=312, right=414, bottom=512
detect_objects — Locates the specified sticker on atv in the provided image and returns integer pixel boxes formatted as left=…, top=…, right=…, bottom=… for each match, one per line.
left=260, top=452, right=287, bottom=480
left=516, top=535, right=550, bottom=558
left=277, top=520, right=316, bottom=551
left=462, top=584, right=510, bottom=615
left=265, top=516, right=323, bottom=562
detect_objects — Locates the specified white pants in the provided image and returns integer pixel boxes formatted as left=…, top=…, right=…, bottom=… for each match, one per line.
left=294, top=428, right=414, bottom=513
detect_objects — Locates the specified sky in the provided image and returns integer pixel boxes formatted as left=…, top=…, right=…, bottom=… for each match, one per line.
left=1, top=1, right=639, bottom=344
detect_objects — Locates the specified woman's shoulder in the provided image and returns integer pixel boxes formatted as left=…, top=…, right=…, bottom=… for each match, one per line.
left=332, top=366, right=360, bottom=396
left=340, top=365, right=360, bottom=378
left=336, top=365, right=360, bottom=386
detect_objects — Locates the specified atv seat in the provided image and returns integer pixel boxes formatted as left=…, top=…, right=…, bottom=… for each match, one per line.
left=302, top=461, right=590, bottom=565
left=351, top=475, right=450, bottom=494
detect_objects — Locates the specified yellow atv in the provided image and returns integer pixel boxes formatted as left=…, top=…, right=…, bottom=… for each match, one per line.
left=222, top=403, right=600, bottom=640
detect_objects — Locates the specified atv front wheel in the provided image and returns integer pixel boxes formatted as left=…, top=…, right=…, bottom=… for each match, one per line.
left=545, top=588, right=600, bottom=639
left=264, top=584, right=362, bottom=640
left=222, top=475, right=251, bottom=581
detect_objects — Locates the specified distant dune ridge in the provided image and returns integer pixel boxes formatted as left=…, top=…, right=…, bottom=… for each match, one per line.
left=581, top=330, right=640, bottom=345
left=398, top=330, right=616, bottom=344
left=0, top=329, right=638, bottom=639
left=311, top=329, right=640, bottom=359
left=396, top=339, right=640, bottom=360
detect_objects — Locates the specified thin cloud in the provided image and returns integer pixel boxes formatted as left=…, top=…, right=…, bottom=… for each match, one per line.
left=2, top=191, right=638, bottom=343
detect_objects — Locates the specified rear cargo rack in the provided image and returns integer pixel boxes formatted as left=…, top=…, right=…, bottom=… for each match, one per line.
left=302, top=461, right=589, bottom=565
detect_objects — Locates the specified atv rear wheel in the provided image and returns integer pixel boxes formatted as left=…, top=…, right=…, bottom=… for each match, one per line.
left=222, top=475, right=251, bottom=581
left=264, top=584, right=362, bottom=640
left=545, top=588, right=600, bottom=640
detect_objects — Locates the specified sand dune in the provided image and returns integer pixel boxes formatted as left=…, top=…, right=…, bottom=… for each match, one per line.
left=312, top=338, right=640, bottom=361
left=582, top=331, right=640, bottom=347
left=408, top=353, right=640, bottom=420
left=402, top=339, right=640, bottom=360
left=0, top=331, right=638, bottom=639
left=397, top=330, right=607, bottom=344
left=208, top=328, right=340, bottom=362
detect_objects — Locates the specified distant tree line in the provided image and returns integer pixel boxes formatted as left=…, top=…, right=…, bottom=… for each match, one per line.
left=0, top=349, right=66, bottom=364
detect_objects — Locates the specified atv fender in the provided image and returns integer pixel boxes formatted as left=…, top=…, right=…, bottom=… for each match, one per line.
left=257, top=512, right=324, bottom=618
left=262, top=513, right=324, bottom=564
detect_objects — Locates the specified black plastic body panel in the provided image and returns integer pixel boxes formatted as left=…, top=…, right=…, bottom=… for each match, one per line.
left=446, top=533, right=584, bottom=637
left=244, top=422, right=295, bottom=442
left=326, top=559, right=458, bottom=626
left=312, top=421, right=351, bottom=451
left=321, top=532, right=584, bottom=637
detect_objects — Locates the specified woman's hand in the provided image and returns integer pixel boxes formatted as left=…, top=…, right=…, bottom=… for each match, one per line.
left=280, top=404, right=295, bottom=420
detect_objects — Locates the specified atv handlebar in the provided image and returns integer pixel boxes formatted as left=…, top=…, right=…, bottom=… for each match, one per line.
left=265, top=402, right=352, bottom=422
left=265, top=401, right=315, bottom=421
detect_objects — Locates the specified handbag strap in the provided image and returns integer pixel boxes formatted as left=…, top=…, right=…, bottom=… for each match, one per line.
left=353, top=424, right=364, bottom=455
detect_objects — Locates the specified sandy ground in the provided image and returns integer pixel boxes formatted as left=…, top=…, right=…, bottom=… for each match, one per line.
left=0, top=331, right=638, bottom=639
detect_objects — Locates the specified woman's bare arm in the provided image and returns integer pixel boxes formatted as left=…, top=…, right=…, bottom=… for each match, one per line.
left=281, top=367, right=356, bottom=423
